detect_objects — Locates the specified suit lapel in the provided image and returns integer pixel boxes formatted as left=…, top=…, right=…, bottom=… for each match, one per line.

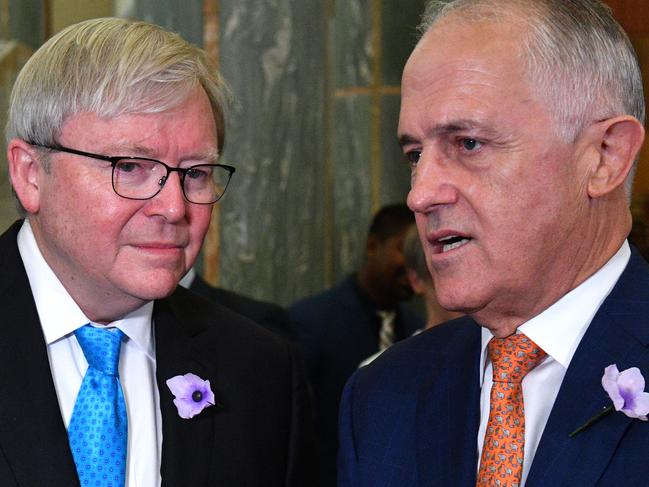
left=154, top=294, right=219, bottom=486
left=416, top=321, right=482, bottom=486
left=527, top=251, right=649, bottom=487
left=0, top=222, right=80, bottom=486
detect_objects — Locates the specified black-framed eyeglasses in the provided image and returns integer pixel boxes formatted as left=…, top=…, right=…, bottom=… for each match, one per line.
left=30, top=143, right=235, bottom=205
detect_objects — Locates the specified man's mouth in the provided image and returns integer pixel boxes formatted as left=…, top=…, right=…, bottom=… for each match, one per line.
left=436, top=235, right=471, bottom=253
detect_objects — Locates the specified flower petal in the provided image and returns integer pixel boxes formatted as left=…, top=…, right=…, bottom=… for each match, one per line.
left=602, top=364, right=620, bottom=383
left=166, top=375, right=194, bottom=399
left=167, top=373, right=216, bottom=419
left=203, top=381, right=215, bottom=405
left=173, top=397, right=202, bottom=419
left=183, top=372, right=206, bottom=385
left=625, top=391, right=649, bottom=420
left=617, top=367, right=646, bottom=394
left=602, top=364, right=624, bottom=410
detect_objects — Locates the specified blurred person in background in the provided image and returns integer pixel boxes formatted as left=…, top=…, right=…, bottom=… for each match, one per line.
left=360, top=225, right=462, bottom=366
left=290, top=203, right=423, bottom=487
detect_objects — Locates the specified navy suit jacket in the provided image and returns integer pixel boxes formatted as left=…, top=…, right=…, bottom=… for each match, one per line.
left=0, top=221, right=315, bottom=486
left=291, top=275, right=423, bottom=486
left=338, top=250, right=649, bottom=487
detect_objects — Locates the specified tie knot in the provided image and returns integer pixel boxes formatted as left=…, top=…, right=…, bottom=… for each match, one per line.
left=74, top=325, right=125, bottom=376
left=488, top=333, right=546, bottom=384
left=377, top=310, right=396, bottom=324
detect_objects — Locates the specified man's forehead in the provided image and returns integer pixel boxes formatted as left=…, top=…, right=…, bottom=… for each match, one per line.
left=399, top=19, right=534, bottom=124
left=59, top=94, right=220, bottom=159
left=99, top=139, right=220, bottom=159
left=399, top=61, right=530, bottom=133
left=408, top=16, right=526, bottom=74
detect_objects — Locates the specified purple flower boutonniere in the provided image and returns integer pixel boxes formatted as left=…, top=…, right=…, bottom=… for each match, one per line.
left=570, top=364, right=649, bottom=437
left=166, top=373, right=216, bottom=419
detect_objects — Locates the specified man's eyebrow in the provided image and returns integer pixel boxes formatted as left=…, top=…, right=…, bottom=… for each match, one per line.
left=398, top=119, right=498, bottom=147
left=185, top=148, right=221, bottom=162
left=102, top=144, right=220, bottom=161
left=397, top=134, right=419, bottom=148
left=100, top=143, right=156, bottom=157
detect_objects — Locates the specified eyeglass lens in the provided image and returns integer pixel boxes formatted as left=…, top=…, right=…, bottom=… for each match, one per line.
left=112, top=159, right=231, bottom=204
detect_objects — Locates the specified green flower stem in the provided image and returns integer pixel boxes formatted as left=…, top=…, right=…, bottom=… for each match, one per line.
left=569, top=405, right=614, bottom=438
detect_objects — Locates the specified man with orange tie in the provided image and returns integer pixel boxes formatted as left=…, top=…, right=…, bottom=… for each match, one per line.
left=338, top=1, right=649, bottom=486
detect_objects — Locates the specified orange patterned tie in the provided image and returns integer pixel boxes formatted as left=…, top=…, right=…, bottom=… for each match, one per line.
left=476, top=334, right=546, bottom=487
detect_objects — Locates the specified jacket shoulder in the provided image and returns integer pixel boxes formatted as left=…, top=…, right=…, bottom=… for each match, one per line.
left=356, top=316, right=481, bottom=389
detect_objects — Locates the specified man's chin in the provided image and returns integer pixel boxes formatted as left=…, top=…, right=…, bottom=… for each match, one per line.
left=435, top=289, right=478, bottom=314
left=123, top=271, right=182, bottom=301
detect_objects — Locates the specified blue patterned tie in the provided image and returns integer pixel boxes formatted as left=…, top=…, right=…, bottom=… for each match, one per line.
left=68, top=325, right=128, bottom=487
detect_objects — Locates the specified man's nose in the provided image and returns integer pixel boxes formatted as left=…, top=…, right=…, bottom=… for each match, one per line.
left=407, top=154, right=459, bottom=214
left=144, top=171, right=187, bottom=221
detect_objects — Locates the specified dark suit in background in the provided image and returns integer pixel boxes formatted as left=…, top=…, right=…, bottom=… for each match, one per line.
left=290, top=275, right=423, bottom=487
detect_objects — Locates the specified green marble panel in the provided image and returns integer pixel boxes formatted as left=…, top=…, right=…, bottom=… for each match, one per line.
left=131, top=0, right=203, bottom=46
left=332, top=0, right=373, bottom=89
left=380, top=0, right=427, bottom=86
left=0, top=41, right=30, bottom=233
left=8, top=0, right=46, bottom=50
left=218, top=0, right=329, bottom=305
left=332, top=94, right=373, bottom=281
left=379, top=94, right=411, bottom=205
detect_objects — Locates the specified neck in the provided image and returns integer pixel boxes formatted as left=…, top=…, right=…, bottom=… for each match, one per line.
left=424, top=297, right=461, bottom=329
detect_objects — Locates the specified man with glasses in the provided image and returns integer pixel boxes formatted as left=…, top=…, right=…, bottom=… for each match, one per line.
left=0, top=18, right=313, bottom=487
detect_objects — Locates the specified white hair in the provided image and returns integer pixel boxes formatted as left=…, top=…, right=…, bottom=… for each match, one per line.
left=7, top=17, right=229, bottom=152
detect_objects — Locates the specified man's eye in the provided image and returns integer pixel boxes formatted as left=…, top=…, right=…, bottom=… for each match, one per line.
left=460, top=138, right=482, bottom=151
left=186, top=167, right=210, bottom=180
left=404, top=150, right=422, bottom=165
left=115, top=160, right=144, bottom=173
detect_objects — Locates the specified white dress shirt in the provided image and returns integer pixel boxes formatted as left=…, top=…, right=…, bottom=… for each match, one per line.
left=477, top=241, right=630, bottom=486
left=178, top=266, right=196, bottom=289
left=18, top=219, right=162, bottom=487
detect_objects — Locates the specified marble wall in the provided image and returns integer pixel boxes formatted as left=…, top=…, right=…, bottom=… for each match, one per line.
left=4, top=0, right=46, bottom=50
left=330, top=0, right=424, bottom=281
left=217, top=1, right=330, bottom=304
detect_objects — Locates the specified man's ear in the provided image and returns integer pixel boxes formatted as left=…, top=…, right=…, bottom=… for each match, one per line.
left=584, top=116, right=645, bottom=199
left=407, top=268, right=425, bottom=295
left=366, top=235, right=379, bottom=259
left=7, top=139, right=44, bottom=213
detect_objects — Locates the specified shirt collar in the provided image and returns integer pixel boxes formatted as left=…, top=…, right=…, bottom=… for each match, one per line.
left=479, top=241, right=631, bottom=383
left=178, top=267, right=196, bottom=289
left=105, top=301, right=155, bottom=359
left=17, top=219, right=155, bottom=359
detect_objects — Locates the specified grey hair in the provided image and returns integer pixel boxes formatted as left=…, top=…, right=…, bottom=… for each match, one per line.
left=419, top=0, right=645, bottom=198
left=403, top=225, right=430, bottom=281
left=6, top=17, right=229, bottom=152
